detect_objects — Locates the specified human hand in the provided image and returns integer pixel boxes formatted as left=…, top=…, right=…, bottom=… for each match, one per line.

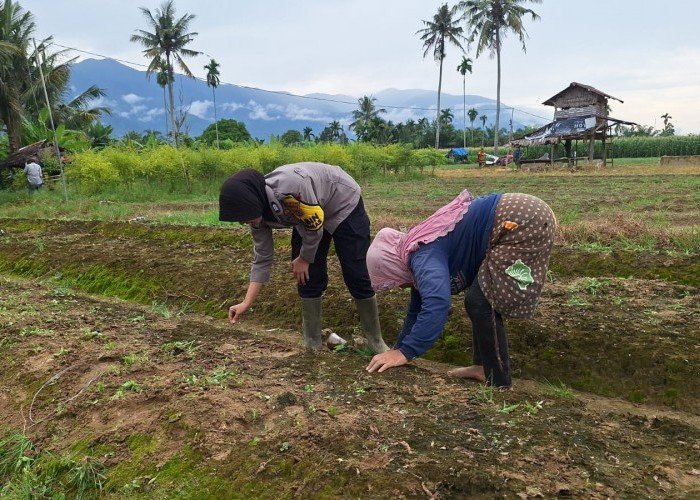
left=366, top=349, right=409, bottom=373
left=228, top=302, right=250, bottom=324
left=291, top=256, right=310, bottom=285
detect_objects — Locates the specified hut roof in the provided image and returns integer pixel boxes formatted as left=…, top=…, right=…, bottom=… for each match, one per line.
left=0, top=140, right=47, bottom=171
left=543, top=82, right=624, bottom=107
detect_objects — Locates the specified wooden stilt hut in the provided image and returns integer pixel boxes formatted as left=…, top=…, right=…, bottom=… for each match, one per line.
left=511, top=82, right=636, bottom=166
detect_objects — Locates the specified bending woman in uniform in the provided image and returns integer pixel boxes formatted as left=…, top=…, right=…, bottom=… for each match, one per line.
left=365, top=190, right=556, bottom=386
left=219, top=163, right=389, bottom=354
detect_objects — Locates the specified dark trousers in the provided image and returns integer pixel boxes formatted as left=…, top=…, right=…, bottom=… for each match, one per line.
left=465, top=280, right=511, bottom=387
left=291, top=198, right=375, bottom=300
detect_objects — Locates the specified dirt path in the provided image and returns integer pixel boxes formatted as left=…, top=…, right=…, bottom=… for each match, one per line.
left=1, top=276, right=699, bottom=498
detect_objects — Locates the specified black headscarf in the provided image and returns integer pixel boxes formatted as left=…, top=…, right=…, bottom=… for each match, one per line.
left=219, top=169, right=273, bottom=222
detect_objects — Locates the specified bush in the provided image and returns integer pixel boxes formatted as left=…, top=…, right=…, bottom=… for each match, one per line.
left=64, top=143, right=444, bottom=194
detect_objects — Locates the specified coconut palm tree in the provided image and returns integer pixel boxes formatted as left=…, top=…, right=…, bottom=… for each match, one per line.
left=350, top=95, right=385, bottom=141
left=440, top=108, right=454, bottom=125
left=0, top=0, right=34, bottom=152
left=302, top=126, right=314, bottom=142
left=457, top=55, right=473, bottom=148
left=459, top=0, right=541, bottom=153
left=417, top=3, right=466, bottom=149
left=329, top=120, right=342, bottom=141
left=468, top=107, right=478, bottom=144
left=204, top=58, right=220, bottom=148
left=131, top=0, right=201, bottom=146
left=480, top=114, right=487, bottom=146
left=154, top=57, right=170, bottom=137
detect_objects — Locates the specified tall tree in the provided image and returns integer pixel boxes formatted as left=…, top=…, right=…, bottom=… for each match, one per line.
left=460, top=0, right=541, bottom=153
left=457, top=55, right=473, bottom=148
left=467, top=107, right=478, bottom=143
left=302, top=126, right=314, bottom=142
left=417, top=3, right=466, bottom=149
left=154, top=57, right=170, bottom=136
left=440, top=108, right=454, bottom=125
left=350, top=95, right=385, bottom=142
left=480, top=114, right=487, bottom=146
left=0, top=0, right=34, bottom=152
left=131, top=0, right=201, bottom=146
left=204, top=58, right=220, bottom=148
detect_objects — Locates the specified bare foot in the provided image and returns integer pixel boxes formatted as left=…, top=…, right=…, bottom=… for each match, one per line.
left=447, top=365, right=487, bottom=383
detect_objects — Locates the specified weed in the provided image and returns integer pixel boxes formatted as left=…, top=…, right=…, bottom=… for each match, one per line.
left=122, top=353, right=137, bottom=367
left=543, top=380, right=574, bottom=400
left=567, top=295, right=590, bottom=307
left=112, top=380, right=142, bottom=400
left=129, top=314, right=146, bottom=323
left=496, top=402, right=520, bottom=414
left=150, top=301, right=171, bottom=318
left=472, top=384, right=494, bottom=404
left=53, top=347, right=71, bottom=358
left=65, top=456, right=106, bottom=497
left=0, top=432, right=35, bottom=477
left=327, top=406, right=338, bottom=418
left=247, top=437, right=260, bottom=447
left=82, top=328, right=103, bottom=340
left=523, top=400, right=544, bottom=415
left=582, top=277, right=610, bottom=296
left=160, top=340, right=198, bottom=358
left=19, top=326, right=53, bottom=337
left=304, top=384, right=314, bottom=393
left=279, top=442, right=290, bottom=452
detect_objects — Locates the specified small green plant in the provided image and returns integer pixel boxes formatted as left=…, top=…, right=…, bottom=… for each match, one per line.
left=279, top=442, right=290, bottom=452
left=19, top=327, right=53, bottom=337
left=543, top=380, right=574, bottom=400
left=247, top=437, right=260, bottom=447
left=304, top=384, right=314, bottom=393
left=523, top=400, right=544, bottom=415
left=129, top=314, right=146, bottom=323
left=333, top=343, right=348, bottom=352
left=327, top=406, right=338, bottom=418
left=160, top=340, right=198, bottom=358
left=582, top=277, right=609, bottom=296
left=567, top=295, right=590, bottom=307
left=472, top=383, right=494, bottom=404
left=65, top=456, right=106, bottom=497
left=82, top=328, right=103, bottom=340
left=205, top=366, right=238, bottom=387
left=112, top=380, right=142, bottom=400
left=53, top=347, right=71, bottom=358
left=122, top=353, right=137, bottom=368
left=150, top=301, right=171, bottom=318
left=496, top=402, right=520, bottom=414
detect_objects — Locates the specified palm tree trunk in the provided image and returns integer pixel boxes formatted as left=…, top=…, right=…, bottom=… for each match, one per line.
left=165, top=53, right=178, bottom=146
left=494, top=30, right=501, bottom=154
left=162, top=87, right=169, bottom=136
left=435, top=55, right=444, bottom=149
left=212, top=86, right=219, bottom=149
left=463, top=75, right=466, bottom=149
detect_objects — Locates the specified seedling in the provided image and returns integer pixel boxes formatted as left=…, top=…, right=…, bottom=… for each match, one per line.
left=327, top=406, right=338, bottom=417
left=160, top=340, right=198, bottom=358
left=279, top=442, right=290, bottom=452
left=304, top=384, right=314, bottom=393
left=248, top=437, right=260, bottom=447
left=543, top=380, right=574, bottom=400
left=496, top=402, right=520, bottom=414
left=112, top=380, right=142, bottom=400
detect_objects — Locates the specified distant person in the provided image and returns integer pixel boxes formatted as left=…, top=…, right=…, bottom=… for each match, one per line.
left=477, top=148, right=485, bottom=168
left=24, top=157, right=43, bottom=191
left=513, top=146, right=522, bottom=167
left=218, top=163, right=390, bottom=354
left=364, top=190, right=556, bottom=388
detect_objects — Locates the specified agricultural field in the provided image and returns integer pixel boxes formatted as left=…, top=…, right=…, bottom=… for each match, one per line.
left=1, top=161, right=699, bottom=497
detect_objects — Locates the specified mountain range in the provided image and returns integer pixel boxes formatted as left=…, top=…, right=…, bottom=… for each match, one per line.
left=68, top=58, right=547, bottom=139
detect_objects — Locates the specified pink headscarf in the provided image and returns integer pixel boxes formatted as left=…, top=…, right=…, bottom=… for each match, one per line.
left=367, top=190, right=473, bottom=291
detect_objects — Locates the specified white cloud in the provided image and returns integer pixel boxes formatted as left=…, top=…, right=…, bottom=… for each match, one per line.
left=188, top=100, right=213, bottom=119
left=222, top=101, right=245, bottom=112
left=122, top=93, right=146, bottom=105
left=138, top=108, right=165, bottom=123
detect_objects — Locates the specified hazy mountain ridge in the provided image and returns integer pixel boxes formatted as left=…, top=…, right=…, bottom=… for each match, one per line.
left=69, top=58, right=546, bottom=138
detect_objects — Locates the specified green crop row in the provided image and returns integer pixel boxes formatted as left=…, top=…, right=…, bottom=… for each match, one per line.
left=63, top=143, right=449, bottom=194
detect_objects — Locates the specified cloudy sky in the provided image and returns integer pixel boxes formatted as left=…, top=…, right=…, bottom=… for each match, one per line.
left=24, top=0, right=700, bottom=133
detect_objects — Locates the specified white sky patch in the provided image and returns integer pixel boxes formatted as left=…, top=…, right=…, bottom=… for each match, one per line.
left=221, top=101, right=245, bottom=112
left=188, top=100, right=213, bottom=119
left=138, top=108, right=165, bottom=123
left=283, top=104, right=334, bottom=123
left=121, top=93, right=146, bottom=105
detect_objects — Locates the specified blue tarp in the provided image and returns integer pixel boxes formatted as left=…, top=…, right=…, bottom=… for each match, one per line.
left=448, top=148, right=469, bottom=157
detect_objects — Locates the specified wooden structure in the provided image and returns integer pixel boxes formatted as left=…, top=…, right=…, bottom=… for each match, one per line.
left=510, top=82, right=636, bottom=165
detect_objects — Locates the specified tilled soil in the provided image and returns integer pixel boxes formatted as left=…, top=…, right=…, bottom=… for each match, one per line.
left=1, top=276, right=699, bottom=498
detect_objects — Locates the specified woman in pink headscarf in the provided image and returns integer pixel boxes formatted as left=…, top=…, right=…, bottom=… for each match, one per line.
left=365, top=190, right=556, bottom=387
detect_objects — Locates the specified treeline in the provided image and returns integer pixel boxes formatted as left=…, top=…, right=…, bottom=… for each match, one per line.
left=63, top=143, right=448, bottom=194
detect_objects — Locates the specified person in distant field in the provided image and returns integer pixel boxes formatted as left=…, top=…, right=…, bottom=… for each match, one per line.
left=364, top=190, right=556, bottom=388
left=218, top=163, right=390, bottom=354
left=513, top=146, right=522, bottom=167
left=477, top=148, right=485, bottom=168
left=24, top=157, right=43, bottom=191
